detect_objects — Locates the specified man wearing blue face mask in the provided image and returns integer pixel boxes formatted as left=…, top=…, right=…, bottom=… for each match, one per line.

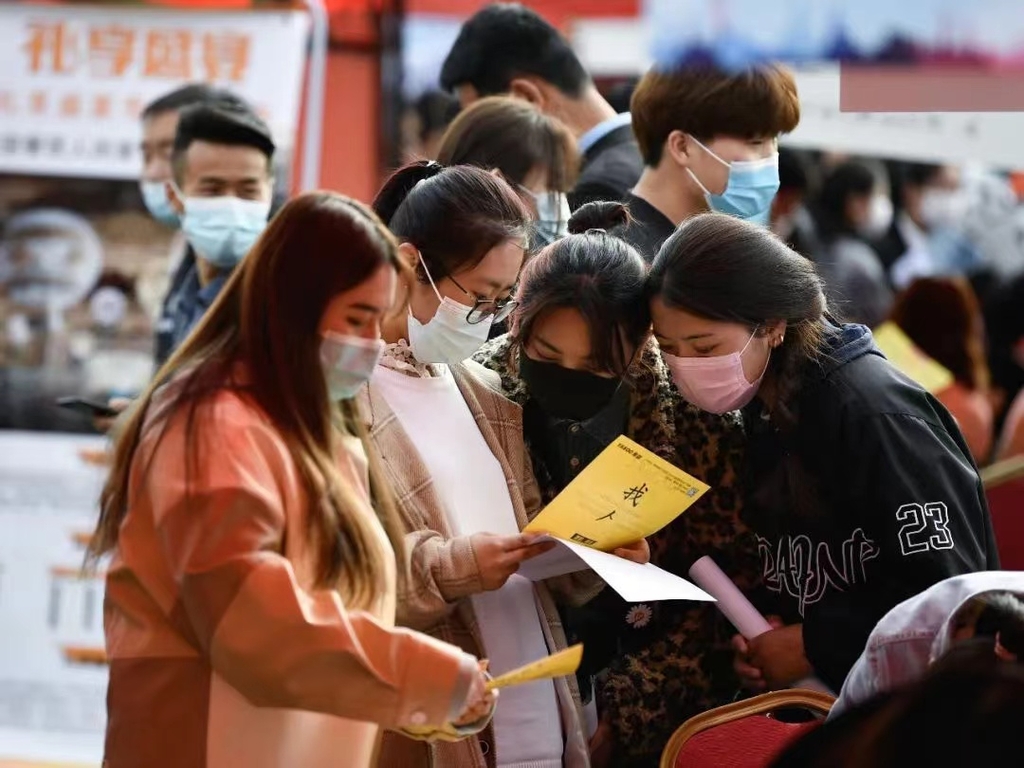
left=611, top=63, right=801, bottom=262
left=164, top=99, right=275, bottom=353
left=139, top=84, right=242, bottom=368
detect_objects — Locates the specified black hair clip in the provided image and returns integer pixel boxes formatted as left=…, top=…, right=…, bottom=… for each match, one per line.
left=586, top=228, right=607, bottom=235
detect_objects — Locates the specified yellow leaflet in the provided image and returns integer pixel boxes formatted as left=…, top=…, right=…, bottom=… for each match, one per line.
left=485, top=644, right=584, bottom=692
left=873, top=322, right=954, bottom=394
left=524, top=435, right=709, bottom=551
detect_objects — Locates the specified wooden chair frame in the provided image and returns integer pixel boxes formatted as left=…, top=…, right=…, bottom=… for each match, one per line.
left=981, top=455, right=1024, bottom=488
left=659, top=688, right=836, bottom=768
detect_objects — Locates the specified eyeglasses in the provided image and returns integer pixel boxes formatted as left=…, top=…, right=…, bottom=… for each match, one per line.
left=446, top=273, right=518, bottom=325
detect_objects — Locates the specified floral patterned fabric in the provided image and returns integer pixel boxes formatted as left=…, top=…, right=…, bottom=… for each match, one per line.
left=473, top=335, right=762, bottom=765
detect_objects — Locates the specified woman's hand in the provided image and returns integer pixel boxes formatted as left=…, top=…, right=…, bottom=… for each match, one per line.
left=732, top=615, right=785, bottom=691
left=731, top=633, right=767, bottom=692
left=470, top=532, right=556, bottom=591
left=452, top=660, right=498, bottom=727
left=746, top=623, right=813, bottom=689
left=588, top=713, right=615, bottom=768
left=93, top=397, right=130, bottom=433
left=611, top=538, right=650, bottom=564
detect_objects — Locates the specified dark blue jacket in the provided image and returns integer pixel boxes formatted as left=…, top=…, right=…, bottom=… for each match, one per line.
left=744, top=323, right=998, bottom=692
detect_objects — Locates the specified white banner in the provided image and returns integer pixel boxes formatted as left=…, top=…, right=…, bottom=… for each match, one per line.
left=0, top=431, right=110, bottom=767
left=0, top=5, right=310, bottom=180
left=784, top=66, right=1024, bottom=170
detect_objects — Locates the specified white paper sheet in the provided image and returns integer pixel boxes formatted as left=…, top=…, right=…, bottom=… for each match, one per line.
left=518, top=537, right=715, bottom=603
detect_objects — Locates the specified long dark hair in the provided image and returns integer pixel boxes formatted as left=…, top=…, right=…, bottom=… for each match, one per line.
left=510, top=201, right=649, bottom=376
left=436, top=96, right=578, bottom=193
left=648, top=212, right=828, bottom=431
left=373, top=160, right=532, bottom=285
left=891, top=277, right=990, bottom=392
left=92, top=193, right=407, bottom=606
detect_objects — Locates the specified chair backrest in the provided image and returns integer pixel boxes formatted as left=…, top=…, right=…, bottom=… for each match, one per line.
left=982, top=456, right=1024, bottom=570
left=660, top=689, right=835, bottom=768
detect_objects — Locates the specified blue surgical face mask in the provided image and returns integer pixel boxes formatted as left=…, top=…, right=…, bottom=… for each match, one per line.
left=687, top=136, right=780, bottom=225
left=522, top=188, right=570, bottom=247
left=180, top=195, right=271, bottom=270
left=139, top=180, right=180, bottom=227
left=320, top=332, right=385, bottom=400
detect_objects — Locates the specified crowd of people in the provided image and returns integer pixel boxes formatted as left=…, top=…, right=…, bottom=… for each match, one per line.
left=80, top=3, right=1024, bottom=767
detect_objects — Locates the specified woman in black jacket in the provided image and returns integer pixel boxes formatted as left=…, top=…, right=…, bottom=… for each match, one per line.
left=647, top=212, right=998, bottom=694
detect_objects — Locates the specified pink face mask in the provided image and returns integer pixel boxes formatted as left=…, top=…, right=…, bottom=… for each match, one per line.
left=662, top=331, right=769, bottom=414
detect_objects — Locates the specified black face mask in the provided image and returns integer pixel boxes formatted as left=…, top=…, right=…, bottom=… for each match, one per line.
left=519, top=353, right=622, bottom=422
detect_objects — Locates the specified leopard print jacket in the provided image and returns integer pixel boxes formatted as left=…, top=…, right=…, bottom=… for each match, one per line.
left=473, top=335, right=762, bottom=764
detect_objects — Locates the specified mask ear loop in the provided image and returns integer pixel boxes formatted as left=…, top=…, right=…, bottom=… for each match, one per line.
left=414, top=248, right=445, bottom=304
left=744, top=326, right=775, bottom=383
left=685, top=134, right=732, bottom=199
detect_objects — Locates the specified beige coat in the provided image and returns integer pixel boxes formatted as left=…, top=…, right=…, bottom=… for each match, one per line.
left=361, top=359, right=596, bottom=768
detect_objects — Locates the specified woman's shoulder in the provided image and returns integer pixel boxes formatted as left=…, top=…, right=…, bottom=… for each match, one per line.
left=145, top=374, right=280, bottom=465
left=809, top=346, right=962, bottom=445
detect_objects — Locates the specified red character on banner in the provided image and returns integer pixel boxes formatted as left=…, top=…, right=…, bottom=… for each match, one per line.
left=93, top=94, right=113, bottom=118
left=143, top=29, right=192, bottom=79
left=202, top=32, right=250, bottom=81
left=24, top=21, right=79, bottom=74
left=60, top=94, right=82, bottom=117
left=89, top=26, right=136, bottom=77
left=30, top=90, right=48, bottom=116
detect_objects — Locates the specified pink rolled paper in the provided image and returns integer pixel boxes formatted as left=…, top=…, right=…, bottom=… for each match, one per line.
left=688, top=555, right=773, bottom=639
left=688, top=555, right=832, bottom=694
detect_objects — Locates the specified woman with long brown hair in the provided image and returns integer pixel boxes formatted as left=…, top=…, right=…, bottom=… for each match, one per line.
left=890, top=277, right=995, bottom=463
left=91, top=192, right=493, bottom=768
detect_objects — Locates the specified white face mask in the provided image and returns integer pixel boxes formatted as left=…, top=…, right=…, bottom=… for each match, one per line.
left=180, top=194, right=271, bottom=270
left=859, top=195, right=894, bottom=239
left=407, top=253, right=492, bottom=364
left=320, top=332, right=384, bottom=400
left=920, top=189, right=970, bottom=230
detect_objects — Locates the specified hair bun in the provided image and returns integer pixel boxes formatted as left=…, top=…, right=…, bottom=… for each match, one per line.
left=372, top=160, right=446, bottom=225
left=567, top=201, right=630, bottom=235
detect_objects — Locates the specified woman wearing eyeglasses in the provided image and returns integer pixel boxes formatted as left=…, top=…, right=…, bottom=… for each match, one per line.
left=366, top=161, right=647, bottom=768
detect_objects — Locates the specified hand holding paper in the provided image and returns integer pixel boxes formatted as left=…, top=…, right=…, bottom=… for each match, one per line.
left=524, top=436, right=709, bottom=551
left=517, top=436, right=714, bottom=603
left=688, top=556, right=831, bottom=694
left=402, top=646, right=584, bottom=743
left=485, top=644, right=584, bottom=692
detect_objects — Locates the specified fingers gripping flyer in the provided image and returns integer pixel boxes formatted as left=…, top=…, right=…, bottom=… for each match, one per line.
left=402, top=646, right=584, bottom=743
left=519, top=436, right=715, bottom=603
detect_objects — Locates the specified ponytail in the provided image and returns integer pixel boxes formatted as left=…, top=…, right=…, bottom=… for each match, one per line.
left=372, top=162, right=530, bottom=284
left=372, top=160, right=445, bottom=226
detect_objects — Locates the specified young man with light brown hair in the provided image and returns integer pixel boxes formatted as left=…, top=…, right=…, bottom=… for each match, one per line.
left=615, top=63, right=801, bottom=260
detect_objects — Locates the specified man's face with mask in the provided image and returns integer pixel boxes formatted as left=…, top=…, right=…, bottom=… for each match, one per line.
left=139, top=109, right=182, bottom=227
left=167, top=138, right=273, bottom=280
left=667, top=132, right=781, bottom=226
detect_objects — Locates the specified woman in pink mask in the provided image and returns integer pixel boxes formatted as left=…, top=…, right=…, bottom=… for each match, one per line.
left=647, top=212, right=998, bottom=697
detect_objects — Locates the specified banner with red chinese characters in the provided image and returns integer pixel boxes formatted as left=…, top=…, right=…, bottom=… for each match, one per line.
left=0, top=4, right=310, bottom=178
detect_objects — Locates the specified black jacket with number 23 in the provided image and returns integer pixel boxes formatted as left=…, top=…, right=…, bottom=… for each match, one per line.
left=743, top=323, right=998, bottom=692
